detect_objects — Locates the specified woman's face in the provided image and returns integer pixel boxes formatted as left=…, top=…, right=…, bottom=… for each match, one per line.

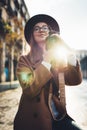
left=33, top=22, right=50, bottom=45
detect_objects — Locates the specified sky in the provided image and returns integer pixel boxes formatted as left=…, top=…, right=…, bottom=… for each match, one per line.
left=24, top=0, right=87, bottom=50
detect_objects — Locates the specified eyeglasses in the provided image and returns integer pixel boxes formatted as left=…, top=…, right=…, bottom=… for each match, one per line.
left=33, top=25, right=49, bottom=32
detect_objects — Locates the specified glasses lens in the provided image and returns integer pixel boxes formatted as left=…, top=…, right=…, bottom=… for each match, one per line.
left=42, top=26, right=49, bottom=32
left=33, top=26, right=40, bottom=32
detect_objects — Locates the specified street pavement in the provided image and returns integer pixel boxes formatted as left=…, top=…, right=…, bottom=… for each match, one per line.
left=0, top=86, right=22, bottom=130
left=0, top=79, right=87, bottom=130
left=66, top=79, right=87, bottom=130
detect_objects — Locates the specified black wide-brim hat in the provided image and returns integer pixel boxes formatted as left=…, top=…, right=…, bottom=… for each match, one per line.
left=24, top=14, right=60, bottom=43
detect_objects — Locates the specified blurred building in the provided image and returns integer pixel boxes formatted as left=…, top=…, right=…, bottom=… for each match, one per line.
left=76, top=50, right=87, bottom=79
left=0, top=0, right=30, bottom=82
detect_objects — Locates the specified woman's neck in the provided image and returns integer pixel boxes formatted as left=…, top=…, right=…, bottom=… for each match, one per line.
left=37, top=42, right=46, bottom=53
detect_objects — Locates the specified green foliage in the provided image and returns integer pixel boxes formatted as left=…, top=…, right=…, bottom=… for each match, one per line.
left=0, top=20, right=12, bottom=36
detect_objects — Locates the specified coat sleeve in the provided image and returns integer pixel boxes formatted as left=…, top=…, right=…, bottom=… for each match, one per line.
left=64, top=60, right=82, bottom=86
left=16, top=56, right=52, bottom=98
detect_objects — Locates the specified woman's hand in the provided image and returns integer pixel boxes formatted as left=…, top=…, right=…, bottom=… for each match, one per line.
left=67, top=53, right=77, bottom=66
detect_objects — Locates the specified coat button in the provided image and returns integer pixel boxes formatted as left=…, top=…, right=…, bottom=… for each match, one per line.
left=36, top=96, right=40, bottom=102
left=33, top=112, right=38, bottom=118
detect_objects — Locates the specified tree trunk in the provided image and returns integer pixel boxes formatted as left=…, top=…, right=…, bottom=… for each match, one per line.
left=1, top=40, right=6, bottom=82
left=10, top=46, right=14, bottom=81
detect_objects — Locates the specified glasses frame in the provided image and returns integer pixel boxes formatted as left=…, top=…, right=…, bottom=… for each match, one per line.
left=33, top=25, right=50, bottom=33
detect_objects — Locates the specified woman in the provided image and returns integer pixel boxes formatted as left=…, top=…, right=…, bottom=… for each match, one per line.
left=14, top=14, right=82, bottom=130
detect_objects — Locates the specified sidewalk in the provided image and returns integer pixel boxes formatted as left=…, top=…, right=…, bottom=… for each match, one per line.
left=0, top=86, right=22, bottom=130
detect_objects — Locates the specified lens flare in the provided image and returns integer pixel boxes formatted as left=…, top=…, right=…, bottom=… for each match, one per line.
left=53, top=46, right=68, bottom=60
left=20, top=72, right=34, bottom=86
left=51, top=45, right=68, bottom=67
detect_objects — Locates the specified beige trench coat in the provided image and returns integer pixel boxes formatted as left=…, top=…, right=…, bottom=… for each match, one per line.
left=14, top=54, right=82, bottom=130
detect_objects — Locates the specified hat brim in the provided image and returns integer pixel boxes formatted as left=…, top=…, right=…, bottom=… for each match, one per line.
left=24, top=14, right=60, bottom=44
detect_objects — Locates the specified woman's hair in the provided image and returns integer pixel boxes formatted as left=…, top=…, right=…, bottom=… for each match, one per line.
left=28, top=33, right=44, bottom=63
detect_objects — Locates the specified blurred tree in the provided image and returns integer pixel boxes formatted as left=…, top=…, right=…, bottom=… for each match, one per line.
left=0, top=18, right=24, bottom=82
